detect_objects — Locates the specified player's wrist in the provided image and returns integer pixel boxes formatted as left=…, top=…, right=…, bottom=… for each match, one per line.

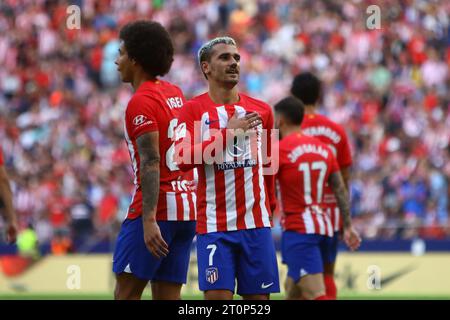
left=142, top=215, right=157, bottom=223
left=343, top=220, right=352, bottom=230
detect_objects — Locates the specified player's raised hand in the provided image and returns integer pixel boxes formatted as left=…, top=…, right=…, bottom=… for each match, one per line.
left=143, top=219, right=169, bottom=258
left=227, top=111, right=262, bottom=132
left=343, top=225, right=361, bottom=251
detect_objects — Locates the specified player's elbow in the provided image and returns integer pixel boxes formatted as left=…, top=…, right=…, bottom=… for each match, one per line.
left=140, top=156, right=160, bottom=172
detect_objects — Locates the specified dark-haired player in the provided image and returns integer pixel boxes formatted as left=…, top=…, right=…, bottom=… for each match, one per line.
left=112, top=20, right=196, bottom=300
left=274, top=96, right=360, bottom=300
left=291, top=72, right=354, bottom=299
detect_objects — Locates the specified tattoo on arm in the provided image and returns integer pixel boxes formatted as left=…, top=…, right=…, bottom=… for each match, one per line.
left=340, top=166, right=351, bottom=191
left=329, top=171, right=351, bottom=228
left=136, top=132, right=160, bottom=221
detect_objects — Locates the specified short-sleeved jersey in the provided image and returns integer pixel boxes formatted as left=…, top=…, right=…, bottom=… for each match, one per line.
left=0, top=149, right=3, bottom=165
left=124, top=80, right=196, bottom=221
left=277, top=133, right=339, bottom=236
left=301, top=113, right=352, bottom=231
left=175, top=93, right=274, bottom=234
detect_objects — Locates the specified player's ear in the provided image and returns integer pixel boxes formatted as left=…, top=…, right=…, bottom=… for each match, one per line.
left=201, top=61, right=210, bottom=75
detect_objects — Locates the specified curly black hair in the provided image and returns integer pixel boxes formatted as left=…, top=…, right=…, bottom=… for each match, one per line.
left=290, top=72, right=321, bottom=105
left=119, top=20, right=174, bottom=77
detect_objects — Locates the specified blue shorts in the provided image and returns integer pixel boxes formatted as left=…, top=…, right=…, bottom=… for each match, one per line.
left=112, top=217, right=196, bottom=283
left=197, top=227, right=280, bottom=295
left=281, top=231, right=334, bottom=283
left=322, top=233, right=339, bottom=264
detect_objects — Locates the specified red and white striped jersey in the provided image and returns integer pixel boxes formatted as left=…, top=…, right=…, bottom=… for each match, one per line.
left=276, top=132, right=339, bottom=237
left=123, top=79, right=196, bottom=221
left=301, top=114, right=352, bottom=231
left=175, top=93, right=275, bottom=234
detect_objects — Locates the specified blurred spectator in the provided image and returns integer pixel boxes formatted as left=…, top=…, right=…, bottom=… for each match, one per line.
left=399, top=175, right=428, bottom=221
left=51, top=229, right=73, bottom=255
left=16, top=223, right=39, bottom=260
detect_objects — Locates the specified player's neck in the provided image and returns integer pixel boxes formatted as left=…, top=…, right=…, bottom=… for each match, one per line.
left=304, top=104, right=317, bottom=114
left=281, top=126, right=302, bottom=139
left=132, top=71, right=156, bottom=91
left=208, top=84, right=239, bottom=105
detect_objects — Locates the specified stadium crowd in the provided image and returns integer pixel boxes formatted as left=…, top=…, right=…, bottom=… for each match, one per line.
left=0, top=0, right=449, bottom=251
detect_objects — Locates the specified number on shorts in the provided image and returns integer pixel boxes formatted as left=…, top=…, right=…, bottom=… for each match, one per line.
left=206, top=244, right=217, bottom=266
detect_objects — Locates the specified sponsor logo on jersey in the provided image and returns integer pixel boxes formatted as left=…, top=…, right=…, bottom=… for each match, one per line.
left=133, top=115, right=152, bottom=126
left=215, top=159, right=257, bottom=171
left=205, top=119, right=219, bottom=125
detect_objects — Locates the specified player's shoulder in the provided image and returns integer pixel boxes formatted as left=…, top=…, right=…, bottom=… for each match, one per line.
left=184, top=92, right=208, bottom=108
left=241, top=93, right=272, bottom=111
left=189, top=92, right=209, bottom=103
left=304, top=113, right=348, bottom=140
left=316, top=114, right=346, bottom=133
left=178, top=93, right=208, bottom=118
left=158, top=79, right=183, bottom=94
left=127, top=90, right=151, bottom=107
left=126, top=90, right=160, bottom=114
left=301, top=133, right=334, bottom=151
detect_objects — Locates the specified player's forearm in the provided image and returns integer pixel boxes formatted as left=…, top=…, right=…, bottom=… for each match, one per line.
left=329, top=171, right=352, bottom=229
left=136, top=133, right=161, bottom=221
left=340, top=166, right=351, bottom=191
left=140, top=161, right=160, bottom=221
left=0, top=172, right=16, bottom=224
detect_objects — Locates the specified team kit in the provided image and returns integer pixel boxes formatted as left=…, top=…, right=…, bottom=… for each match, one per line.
left=112, top=20, right=361, bottom=300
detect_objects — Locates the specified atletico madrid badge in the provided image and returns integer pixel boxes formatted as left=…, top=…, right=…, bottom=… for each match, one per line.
left=206, top=267, right=218, bottom=284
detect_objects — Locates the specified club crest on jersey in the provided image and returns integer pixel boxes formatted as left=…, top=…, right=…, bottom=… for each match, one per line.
left=206, top=267, right=218, bottom=284
left=133, top=115, right=152, bottom=126
left=226, top=136, right=248, bottom=158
